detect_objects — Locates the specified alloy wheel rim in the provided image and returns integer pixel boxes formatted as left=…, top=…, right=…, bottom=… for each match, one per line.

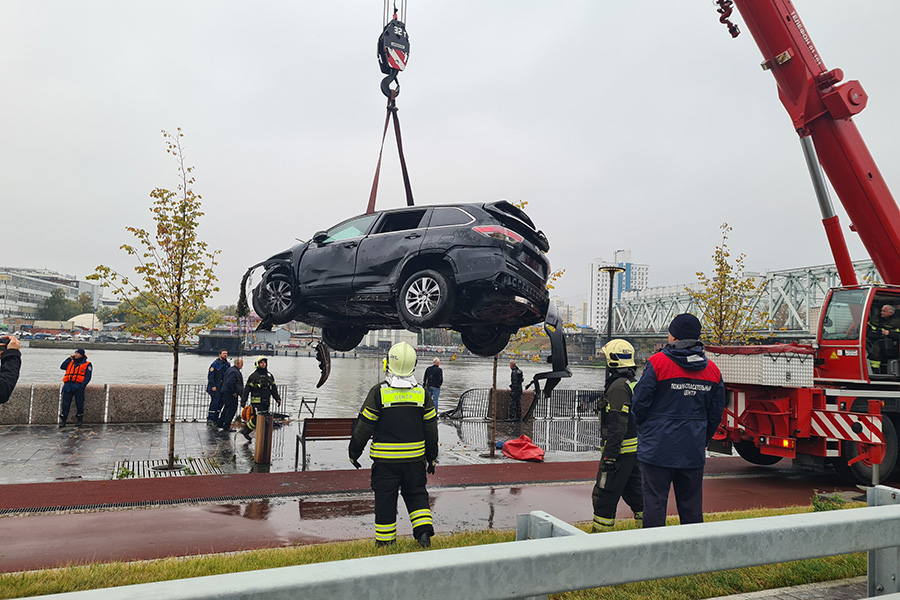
left=405, top=277, right=441, bottom=317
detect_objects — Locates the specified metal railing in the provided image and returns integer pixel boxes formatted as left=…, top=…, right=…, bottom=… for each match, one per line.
left=442, top=388, right=603, bottom=420
left=38, top=485, right=900, bottom=599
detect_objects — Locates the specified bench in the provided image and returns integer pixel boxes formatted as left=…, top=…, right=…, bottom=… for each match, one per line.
left=295, top=417, right=357, bottom=471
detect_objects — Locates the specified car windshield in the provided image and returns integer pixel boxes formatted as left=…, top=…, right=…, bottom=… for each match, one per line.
left=821, top=289, right=868, bottom=340
left=322, top=214, right=378, bottom=243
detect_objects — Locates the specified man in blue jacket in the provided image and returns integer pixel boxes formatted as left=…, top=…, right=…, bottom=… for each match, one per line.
left=631, top=313, right=726, bottom=528
left=206, top=349, right=230, bottom=425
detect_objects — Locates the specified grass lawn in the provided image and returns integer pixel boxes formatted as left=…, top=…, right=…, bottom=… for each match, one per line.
left=0, top=502, right=866, bottom=599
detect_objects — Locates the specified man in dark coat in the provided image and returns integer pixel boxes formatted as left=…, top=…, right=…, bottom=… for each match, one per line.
left=632, top=313, right=727, bottom=528
left=206, top=349, right=230, bottom=424
left=423, top=358, right=443, bottom=407
left=0, top=335, right=22, bottom=404
left=508, top=360, right=524, bottom=420
left=216, top=357, right=244, bottom=432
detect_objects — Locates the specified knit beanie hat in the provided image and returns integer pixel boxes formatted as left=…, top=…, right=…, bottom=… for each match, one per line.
left=76, top=348, right=87, bottom=356
left=668, top=313, right=701, bottom=340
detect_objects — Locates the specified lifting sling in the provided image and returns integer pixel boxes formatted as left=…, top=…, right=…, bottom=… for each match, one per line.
left=368, top=2, right=414, bottom=214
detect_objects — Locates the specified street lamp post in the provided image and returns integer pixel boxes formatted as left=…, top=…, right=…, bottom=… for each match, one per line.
left=599, top=266, right=625, bottom=343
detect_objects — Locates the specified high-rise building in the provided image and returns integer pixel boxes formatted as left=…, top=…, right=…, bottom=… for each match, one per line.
left=589, top=251, right=650, bottom=331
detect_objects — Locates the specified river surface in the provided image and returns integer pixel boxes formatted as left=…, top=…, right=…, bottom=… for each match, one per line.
left=18, top=348, right=605, bottom=417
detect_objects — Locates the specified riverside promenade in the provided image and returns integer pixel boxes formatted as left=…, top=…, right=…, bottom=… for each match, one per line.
left=0, top=421, right=869, bottom=599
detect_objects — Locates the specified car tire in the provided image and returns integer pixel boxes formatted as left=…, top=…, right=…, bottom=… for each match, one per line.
left=251, top=265, right=299, bottom=324
left=322, top=325, right=367, bottom=352
left=734, top=440, right=783, bottom=466
left=460, top=326, right=511, bottom=357
left=834, top=414, right=898, bottom=485
left=398, top=269, right=455, bottom=328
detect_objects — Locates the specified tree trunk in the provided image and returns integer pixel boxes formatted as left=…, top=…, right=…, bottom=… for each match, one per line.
left=168, top=343, right=180, bottom=470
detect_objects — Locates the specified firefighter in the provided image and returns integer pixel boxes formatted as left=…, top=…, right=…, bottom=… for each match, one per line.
left=866, top=303, right=900, bottom=373
left=239, top=356, right=281, bottom=442
left=349, top=342, right=438, bottom=547
left=591, top=339, right=643, bottom=532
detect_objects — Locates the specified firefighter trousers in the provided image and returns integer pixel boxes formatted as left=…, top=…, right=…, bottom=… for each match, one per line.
left=591, top=453, right=642, bottom=529
left=371, top=461, right=434, bottom=543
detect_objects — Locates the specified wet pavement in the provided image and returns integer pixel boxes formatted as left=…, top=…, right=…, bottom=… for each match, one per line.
left=0, top=421, right=871, bottom=599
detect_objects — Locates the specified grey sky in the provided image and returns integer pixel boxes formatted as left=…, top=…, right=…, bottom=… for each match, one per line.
left=2, top=1, right=898, bottom=309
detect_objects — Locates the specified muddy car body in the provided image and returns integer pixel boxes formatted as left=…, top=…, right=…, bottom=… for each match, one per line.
left=249, top=201, right=551, bottom=356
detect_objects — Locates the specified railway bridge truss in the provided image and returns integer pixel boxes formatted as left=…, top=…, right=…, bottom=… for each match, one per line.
left=612, top=260, right=880, bottom=340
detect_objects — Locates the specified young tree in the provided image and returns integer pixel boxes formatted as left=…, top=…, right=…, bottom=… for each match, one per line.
left=687, top=223, right=770, bottom=345
left=89, top=129, right=221, bottom=470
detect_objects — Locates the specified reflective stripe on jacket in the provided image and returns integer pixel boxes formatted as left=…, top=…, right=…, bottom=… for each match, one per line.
left=349, top=382, right=438, bottom=464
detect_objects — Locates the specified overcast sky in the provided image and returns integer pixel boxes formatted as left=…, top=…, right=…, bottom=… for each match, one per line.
left=3, top=1, right=898, bottom=309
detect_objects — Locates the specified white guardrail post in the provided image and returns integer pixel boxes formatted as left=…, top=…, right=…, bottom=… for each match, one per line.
left=516, top=511, right=589, bottom=600
left=868, top=485, right=900, bottom=597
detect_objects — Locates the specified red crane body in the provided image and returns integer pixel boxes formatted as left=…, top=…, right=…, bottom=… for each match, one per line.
left=734, top=0, right=900, bottom=285
left=705, top=2, right=900, bottom=485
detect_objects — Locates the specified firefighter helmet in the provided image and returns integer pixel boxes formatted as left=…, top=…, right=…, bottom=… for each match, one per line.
left=602, top=339, right=635, bottom=368
left=386, top=341, right=417, bottom=377
left=254, top=355, right=268, bottom=369
left=241, top=405, right=256, bottom=423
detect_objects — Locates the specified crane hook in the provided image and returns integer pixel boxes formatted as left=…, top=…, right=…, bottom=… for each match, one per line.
left=381, top=70, right=400, bottom=98
left=714, top=0, right=740, bottom=38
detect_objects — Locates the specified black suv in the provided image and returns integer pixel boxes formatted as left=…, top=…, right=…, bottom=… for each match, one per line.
left=248, top=201, right=551, bottom=356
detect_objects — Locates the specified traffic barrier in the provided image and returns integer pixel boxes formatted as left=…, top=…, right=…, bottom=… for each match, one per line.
left=33, top=485, right=900, bottom=599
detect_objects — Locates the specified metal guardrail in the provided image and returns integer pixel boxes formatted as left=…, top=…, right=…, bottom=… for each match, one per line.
left=37, top=486, right=900, bottom=599
left=443, top=388, right=603, bottom=420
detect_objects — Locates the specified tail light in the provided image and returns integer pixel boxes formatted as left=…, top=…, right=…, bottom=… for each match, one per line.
left=473, top=226, right=524, bottom=244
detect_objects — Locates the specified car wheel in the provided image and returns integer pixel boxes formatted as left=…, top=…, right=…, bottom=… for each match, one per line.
left=460, top=326, right=511, bottom=357
left=734, top=440, right=783, bottom=466
left=322, top=325, right=367, bottom=352
left=251, top=265, right=299, bottom=324
left=398, top=269, right=455, bottom=328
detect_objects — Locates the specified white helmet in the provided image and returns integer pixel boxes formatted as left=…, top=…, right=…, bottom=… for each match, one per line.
left=386, top=342, right=417, bottom=377
left=602, top=339, right=635, bottom=368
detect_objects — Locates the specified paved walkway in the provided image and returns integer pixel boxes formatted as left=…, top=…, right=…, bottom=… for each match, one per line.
left=0, top=422, right=872, bottom=599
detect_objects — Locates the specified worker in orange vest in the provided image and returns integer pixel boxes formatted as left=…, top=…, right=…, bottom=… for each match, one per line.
left=60, top=348, right=92, bottom=427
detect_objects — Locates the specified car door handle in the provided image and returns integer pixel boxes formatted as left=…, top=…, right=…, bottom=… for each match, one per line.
left=343, top=242, right=358, bottom=249
left=404, top=233, right=421, bottom=239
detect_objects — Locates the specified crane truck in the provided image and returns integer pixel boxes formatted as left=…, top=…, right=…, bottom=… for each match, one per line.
left=704, top=1, right=900, bottom=484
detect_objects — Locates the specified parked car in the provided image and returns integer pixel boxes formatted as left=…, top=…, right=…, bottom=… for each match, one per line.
left=247, top=201, right=551, bottom=356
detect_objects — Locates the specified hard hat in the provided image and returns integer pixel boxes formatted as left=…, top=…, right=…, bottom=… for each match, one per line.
left=386, top=341, right=417, bottom=377
left=254, top=356, right=268, bottom=368
left=602, top=339, right=635, bottom=368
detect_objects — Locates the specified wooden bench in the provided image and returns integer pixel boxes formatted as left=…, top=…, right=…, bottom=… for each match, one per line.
left=295, top=417, right=357, bottom=471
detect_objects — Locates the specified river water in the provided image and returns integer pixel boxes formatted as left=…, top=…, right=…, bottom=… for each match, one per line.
left=18, top=348, right=605, bottom=418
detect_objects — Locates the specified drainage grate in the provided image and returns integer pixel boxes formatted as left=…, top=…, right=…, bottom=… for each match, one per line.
left=111, top=458, right=224, bottom=480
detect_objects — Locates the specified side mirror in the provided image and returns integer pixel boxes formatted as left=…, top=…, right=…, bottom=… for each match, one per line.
left=312, top=231, right=328, bottom=244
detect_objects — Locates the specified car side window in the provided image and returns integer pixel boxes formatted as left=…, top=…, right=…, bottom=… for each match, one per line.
left=373, top=209, right=428, bottom=234
left=323, top=214, right=378, bottom=243
left=429, top=207, right=474, bottom=227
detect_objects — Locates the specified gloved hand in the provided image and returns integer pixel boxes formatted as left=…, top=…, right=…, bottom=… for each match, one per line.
left=426, top=460, right=436, bottom=475
left=601, top=458, right=618, bottom=473
left=350, top=457, right=362, bottom=469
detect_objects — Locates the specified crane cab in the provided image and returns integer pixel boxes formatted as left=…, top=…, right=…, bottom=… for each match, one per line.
left=817, top=285, right=900, bottom=384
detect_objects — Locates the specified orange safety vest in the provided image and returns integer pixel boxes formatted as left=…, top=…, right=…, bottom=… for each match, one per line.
left=64, top=360, right=91, bottom=384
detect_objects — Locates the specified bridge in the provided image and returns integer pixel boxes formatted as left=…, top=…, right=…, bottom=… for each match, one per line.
left=609, top=260, right=880, bottom=340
